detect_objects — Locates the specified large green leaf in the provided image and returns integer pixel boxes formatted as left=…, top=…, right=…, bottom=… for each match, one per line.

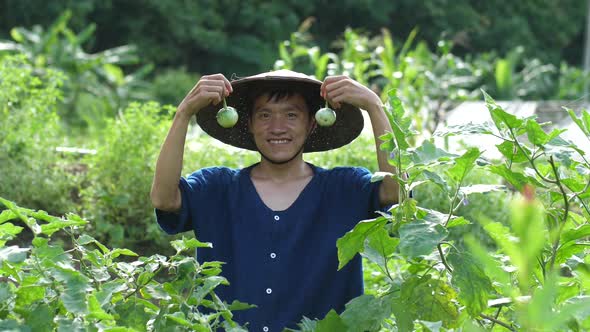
left=337, top=217, right=388, bottom=270
left=316, top=309, right=348, bottom=332
left=395, top=276, right=459, bottom=329
left=341, top=294, right=392, bottom=331
left=398, top=220, right=448, bottom=258
left=448, top=251, right=494, bottom=317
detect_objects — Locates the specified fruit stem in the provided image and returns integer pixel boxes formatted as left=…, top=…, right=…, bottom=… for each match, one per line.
left=325, top=100, right=328, bottom=108
left=223, top=98, right=228, bottom=109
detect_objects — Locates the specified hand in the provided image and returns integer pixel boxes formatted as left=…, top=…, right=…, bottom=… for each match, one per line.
left=320, top=75, right=382, bottom=113
left=177, top=74, right=233, bottom=117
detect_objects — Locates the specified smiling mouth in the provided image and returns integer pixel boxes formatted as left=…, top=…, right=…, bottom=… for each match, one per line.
left=268, top=139, right=291, bottom=144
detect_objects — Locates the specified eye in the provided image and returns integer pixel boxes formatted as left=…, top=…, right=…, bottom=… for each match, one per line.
left=288, top=112, right=298, bottom=118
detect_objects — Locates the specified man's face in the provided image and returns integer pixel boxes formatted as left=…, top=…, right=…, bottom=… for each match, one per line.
left=249, top=93, right=314, bottom=164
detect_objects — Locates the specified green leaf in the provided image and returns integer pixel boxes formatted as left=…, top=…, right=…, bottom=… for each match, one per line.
left=0, top=246, right=29, bottom=264
left=410, top=140, right=456, bottom=165
left=447, top=217, right=470, bottom=228
left=22, top=303, right=54, bottom=331
left=489, top=104, right=524, bottom=131
left=40, top=217, right=87, bottom=236
left=397, top=276, right=459, bottom=328
left=77, top=234, right=110, bottom=254
left=340, top=294, right=391, bottom=331
left=110, top=248, right=138, bottom=258
left=568, top=108, right=589, bottom=136
left=496, top=140, right=530, bottom=163
left=316, top=309, right=348, bottom=332
left=0, top=222, right=24, bottom=247
left=446, top=148, right=481, bottom=184
left=170, top=237, right=212, bottom=254
left=398, top=220, right=448, bottom=258
left=362, top=228, right=399, bottom=269
left=421, top=170, right=450, bottom=194
left=459, top=184, right=506, bottom=195
left=488, top=164, right=545, bottom=191
left=337, top=217, right=388, bottom=270
left=448, top=251, right=494, bottom=317
left=561, top=224, right=590, bottom=244
left=192, top=276, right=227, bottom=303
left=228, top=300, right=257, bottom=311
left=0, top=209, right=17, bottom=224
left=116, top=299, right=152, bottom=330
left=525, top=119, right=550, bottom=146
left=87, top=293, right=114, bottom=321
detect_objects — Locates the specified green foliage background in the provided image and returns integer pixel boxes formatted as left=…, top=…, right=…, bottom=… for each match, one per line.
left=1, top=0, right=586, bottom=76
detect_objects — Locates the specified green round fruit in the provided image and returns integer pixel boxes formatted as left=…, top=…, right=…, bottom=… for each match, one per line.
left=315, top=107, right=336, bottom=127
left=216, top=106, right=238, bottom=128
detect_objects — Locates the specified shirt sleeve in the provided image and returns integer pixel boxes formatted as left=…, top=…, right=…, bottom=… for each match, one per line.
left=332, top=167, right=390, bottom=216
left=155, top=167, right=233, bottom=234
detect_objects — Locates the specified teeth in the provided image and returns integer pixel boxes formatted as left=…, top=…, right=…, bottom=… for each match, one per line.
left=269, top=139, right=289, bottom=144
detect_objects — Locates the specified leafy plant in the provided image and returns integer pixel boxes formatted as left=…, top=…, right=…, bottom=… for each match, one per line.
left=0, top=196, right=251, bottom=331
left=0, top=10, right=152, bottom=128
left=293, top=90, right=590, bottom=331
left=0, top=55, right=80, bottom=215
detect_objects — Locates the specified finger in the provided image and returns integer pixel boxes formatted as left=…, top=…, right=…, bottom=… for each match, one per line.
left=194, top=80, right=226, bottom=98
left=194, top=91, right=224, bottom=106
left=322, top=76, right=350, bottom=97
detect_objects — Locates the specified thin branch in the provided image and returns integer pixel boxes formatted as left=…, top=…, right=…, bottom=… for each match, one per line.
left=480, top=313, right=517, bottom=331
left=508, top=128, right=557, bottom=184
left=437, top=244, right=453, bottom=273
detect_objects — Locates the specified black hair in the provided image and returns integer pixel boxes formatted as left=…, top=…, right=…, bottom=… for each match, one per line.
left=248, top=88, right=317, bottom=119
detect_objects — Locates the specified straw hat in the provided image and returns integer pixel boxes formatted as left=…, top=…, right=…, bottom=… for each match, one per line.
left=196, top=70, right=364, bottom=152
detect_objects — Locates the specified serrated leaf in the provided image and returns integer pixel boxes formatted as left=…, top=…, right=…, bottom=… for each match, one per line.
left=228, top=300, right=257, bottom=311
left=337, top=217, right=388, bottom=270
left=316, top=309, right=348, bottom=332
left=448, top=251, right=494, bottom=316
left=398, top=220, right=448, bottom=258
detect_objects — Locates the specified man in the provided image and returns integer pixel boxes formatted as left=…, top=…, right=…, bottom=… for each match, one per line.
left=151, top=70, right=398, bottom=331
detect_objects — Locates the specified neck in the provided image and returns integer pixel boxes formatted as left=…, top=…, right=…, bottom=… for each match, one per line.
left=252, top=156, right=311, bottom=182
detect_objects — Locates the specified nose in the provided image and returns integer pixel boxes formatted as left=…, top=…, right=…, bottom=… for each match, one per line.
left=269, top=114, right=287, bottom=134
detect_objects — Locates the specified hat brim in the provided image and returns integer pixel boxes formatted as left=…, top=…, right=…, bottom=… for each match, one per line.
left=196, top=72, right=364, bottom=153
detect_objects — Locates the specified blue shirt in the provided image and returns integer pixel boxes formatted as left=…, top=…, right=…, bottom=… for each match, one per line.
left=156, top=163, right=383, bottom=331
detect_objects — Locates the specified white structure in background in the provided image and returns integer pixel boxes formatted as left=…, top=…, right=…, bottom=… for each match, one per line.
left=434, top=101, right=590, bottom=160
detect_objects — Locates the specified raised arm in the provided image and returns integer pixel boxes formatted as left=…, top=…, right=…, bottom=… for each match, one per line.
left=150, top=74, right=233, bottom=212
left=321, top=76, right=399, bottom=206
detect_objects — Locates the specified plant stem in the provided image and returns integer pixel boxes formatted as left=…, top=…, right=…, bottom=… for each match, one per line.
left=437, top=244, right=453, bottom=273
left=548, top=156, right=570, bottom=271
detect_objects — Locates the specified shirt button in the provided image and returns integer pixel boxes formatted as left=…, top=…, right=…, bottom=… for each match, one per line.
left=274, top=215, right=280, bottom=221
left=263, top=327, right=269, bottom=332
left=270, top=253, right=276, bottom=259
left=266, top=288, right=272, bottom=294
